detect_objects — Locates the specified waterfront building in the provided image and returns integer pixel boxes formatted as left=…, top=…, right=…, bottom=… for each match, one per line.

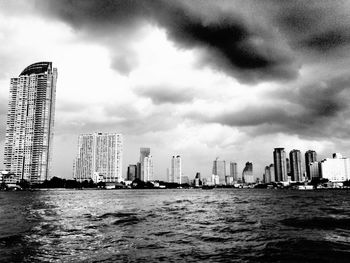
left=242, top=162, right=254, bottom=183
left=140, top=147, right=150, bottom=181
left=305, top=150, right=317, bottom=180
left=73, top=133, right=123, bottom=183
left=171, top=155, right=182, bottom=184
left=289, top=149, right=302, bottom=182
left=143, top=155, right=154, bottom=181
left=194, top=172, right=202, bottom=187
left=229, top=162, right=238, bottom=181
left=320, top=153, right=350, bottom=182
left=264, top=166, right=271, bottom=183
left=273, top=148, right=288, bottom=182
left=212, top=157, right=226, bottom=185
left=269, top=164, right=275, bottom=182
left=309, top=161, right=320, bottom=180
left=127, top=164, right=137, bottom=181
left=3, top=62, right=57, bottom=184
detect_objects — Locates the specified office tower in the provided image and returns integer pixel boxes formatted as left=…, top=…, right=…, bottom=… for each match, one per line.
left=143, top=155, right=154, bottom=181
left=309, top=161, right=320, bottom=180
left=140, top=147, right=150, bottom=181
left=230, top=162, right=238, bottom=181
left=273, top=148, right=288, bottom=182
left=194, top=172, right=202, bottom=187
left=269, top=164, right=275, bottom=182
left=4, top=62, right=57, bottom=184
left=286, top=158, right=291, bottom=177
left=320, top=153, right=350, bottom=182
left=136, top=162, right=141, bottom=180
left=127, top=164, right=137, bottom=181
left=264, top=166, right=271, bottom=183
left=242, top=162, right=254, bottom=183
left=212, top=157, right=226, bottom=185
left=73, top=133, right=123, bottom=183
left=289, top=149, right=302, bottom=182
left=305, top=150, right=317, bottom=180
left=171, top=155, right=182, bottom=184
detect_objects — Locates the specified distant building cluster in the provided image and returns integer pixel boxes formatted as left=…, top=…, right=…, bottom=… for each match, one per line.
left=263, top=148, right=350, bottom=183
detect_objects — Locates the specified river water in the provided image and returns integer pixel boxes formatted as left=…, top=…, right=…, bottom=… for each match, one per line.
left=0, top=189, right=349, bottom=262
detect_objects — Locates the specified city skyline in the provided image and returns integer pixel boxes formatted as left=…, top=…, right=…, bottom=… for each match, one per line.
left=2, top=1, right=350, bottom=181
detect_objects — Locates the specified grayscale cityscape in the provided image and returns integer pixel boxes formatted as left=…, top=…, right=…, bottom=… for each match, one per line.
left=0, top=1, right=349, bottom=262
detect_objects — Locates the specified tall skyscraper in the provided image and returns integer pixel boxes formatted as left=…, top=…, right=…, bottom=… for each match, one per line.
left=140, top=147, right=150, bottom=181
left=229, top=162, right=238, bottom=181
left=73, top=133, right=123, bottom=182
left=289, top=149, right=302, bottom=182
left=273, top=148, right=288, bottom=182
left=242, top=162, right=254, bottom=183
left=305, top=150, right=317, bottom=180
left=171, top=155, right=182, bottom=184
left=143, top=155, right=154, bottom=181
left=4, top=62, right=57, bottom=183
left=212, top=157, right=226, bottom=184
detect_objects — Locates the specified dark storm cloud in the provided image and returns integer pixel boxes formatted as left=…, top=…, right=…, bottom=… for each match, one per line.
left=270, top=0, right=350, bottom=53
left=188, top=75, right=350, bottom=139
left=35, top=0, right=298, bottom=83
left=134, top=85, right=194, bottom=105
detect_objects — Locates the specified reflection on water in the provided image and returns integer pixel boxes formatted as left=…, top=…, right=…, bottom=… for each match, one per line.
left=0, top=189, right=350, bottom=262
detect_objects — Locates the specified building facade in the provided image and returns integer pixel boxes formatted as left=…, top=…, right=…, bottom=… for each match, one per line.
left=289, top=149, right=302, bottom=182
left=229, top=162, right=238, bottom=182
left=73, top=133, right=123, bottom=182
left=242, top=162, right=254, bottom=183
left=305, top=150, right=317, bottom=180
left=171, top=155, right=182, bottom=184
left=212, top=157, right=226, bottom=185
left=127, top=164, right=137, bottom=181
left=320, top=153, right=350, bottom=182
left=139, top=147, right=150, bottom=181
left=273, top=148, right=288, bottom=182
left=143, top=155, right=154, bottom=181
left=4, top=62, right=57, bottom=183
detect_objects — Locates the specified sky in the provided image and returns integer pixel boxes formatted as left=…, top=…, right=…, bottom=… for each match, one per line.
left=1, top=0, right=350, bottom=181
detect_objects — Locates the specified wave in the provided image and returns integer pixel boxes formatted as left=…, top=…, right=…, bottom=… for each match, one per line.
left=280, top=217, right=350, bottom=230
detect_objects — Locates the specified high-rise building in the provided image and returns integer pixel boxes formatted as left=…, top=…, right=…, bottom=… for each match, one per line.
left=171, top=155, right=182, bottom=184
left=73, top=133, right=123, bottom=182
left=264, top=166, right=271, bottom=183
left=305, top=150, right=317, bottom=180
left=269, top=164, right=275, bottom=182
left=289, top=149, right=302, bottom=182
left=309, top=161, right=320, bottom=180
left=229, top=162, right=238, bottom=181
left=143, top=155, right=154, bottom=181
left=242, top=162, right=254, bottom=183
left=273, top=148, right=288, bottom=182
left=212, top=157, right=226, bottom=185
left=140, top=147, right=150, bottom=181
left=127, top=164, right=137, bottom=181
left=4, top=62, right=57, bottom=184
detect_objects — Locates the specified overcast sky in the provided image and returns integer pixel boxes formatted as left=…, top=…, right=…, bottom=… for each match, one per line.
left=1, top=0, right=350, bottom=180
